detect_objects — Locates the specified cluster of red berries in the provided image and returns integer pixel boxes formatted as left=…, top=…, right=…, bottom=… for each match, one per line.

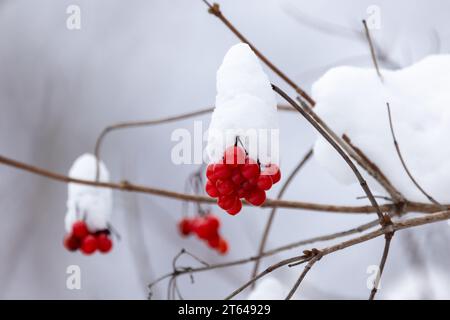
left=178, top=215, right=228, bottom=255
left=205, top=145, right=281, bottom=215
left=63, top=220, right=113, bottom=255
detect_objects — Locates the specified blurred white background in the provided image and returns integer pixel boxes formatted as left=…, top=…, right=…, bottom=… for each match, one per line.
left=0, top=0, right=449, bottom=299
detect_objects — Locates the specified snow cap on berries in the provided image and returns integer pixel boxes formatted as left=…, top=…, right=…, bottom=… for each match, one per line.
left=65, top=153, right=112, bottom=233
left=207, top=43, right=279, bottom=165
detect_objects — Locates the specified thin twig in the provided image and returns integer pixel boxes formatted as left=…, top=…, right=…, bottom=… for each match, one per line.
left=202, top=0, right=315, bottom=106
left=250, top=148, right=313, bottom=286
left=362, top=20, right=382, bottom=80
left=299, top=99, right=404, bottom=204
left=369, top=231, right=394, bottom=300
left=386, top=103, right=444, bottom=209
left=285, top=253, right=321, bottom=300
left=343, top=134, right=405, bottom=203
left=272, top=84, right=386, bottom=225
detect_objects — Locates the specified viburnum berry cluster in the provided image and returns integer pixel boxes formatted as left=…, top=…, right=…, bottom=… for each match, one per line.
left=178, top=214, right=228, bottom=255
left=63, top=220, right=113, bottom=255
left=205, top=145, right=281, bottom=215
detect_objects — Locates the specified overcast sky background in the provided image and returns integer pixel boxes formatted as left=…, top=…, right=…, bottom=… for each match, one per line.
left=0, top=0, right=449, bottom=299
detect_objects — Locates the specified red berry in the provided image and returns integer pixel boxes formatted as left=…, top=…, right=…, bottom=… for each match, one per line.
left=224, top=146, right=246, bottom=167
left=195, top=220, right=217, bottom=240
left=178, top=218, right=192, bottom=236
left=246, top=189, right=266, bottom=206
left=226, top=199, right=242, bottom=215
left=240, top=160, right=260, bottom=180
left=72, top=220, right=89, bottom=239
left=208, top=234, right=221, bottom=248
left=80, top=235, right=97, bottom=255
left=213, top=163, right=232, bottom=180
left=218, top=194, right=238, bottom=210
left=257, top=175, right=273, bottom=191
left=206, top=164, right=216, bottom=182
left=248, top=176, right=259, bottom=186
left=265, top=164, right=281, bottom=184
left=205, top=215, right=220, bottom=231
left=231, top=169, right=245, bottom=186
left=218, top=238, right=229, bottom=255
left=216, top=179, right=235, bottom=196
left=237, top=188, right=249, bottom=199
left=63, top=234, right=80, bottom=251
left=97, top=233, right=113, bottom=253
left=241, top=181, right=255, bottom=191
left=205, top=180, right=220, bottom=198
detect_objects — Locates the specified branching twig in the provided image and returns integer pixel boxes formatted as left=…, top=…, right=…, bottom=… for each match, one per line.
left=225, top=210, right=450, bottom=299
left=285, top=253, right=322, bottom=300
left=250, top=148, right=313, bottom=286
left=272, top=84, right=386, bottom=225
left=386, top=103, right=444, bottom=209
left=202, top=0, right=315, bottom=106
left=299, top=99, right=404, bottom=205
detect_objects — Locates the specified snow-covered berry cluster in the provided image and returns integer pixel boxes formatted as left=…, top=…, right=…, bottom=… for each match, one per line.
left=178, top=214, right=228, bottom=255
left=63, top=220, right=113, bottom=255
left=205, top=145, right=281, bottom=215
left=64, top=154, right=115, bottom=255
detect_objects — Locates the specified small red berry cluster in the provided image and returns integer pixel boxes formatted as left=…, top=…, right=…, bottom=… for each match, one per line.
left=63, top=220, right=113, bottom=255
left=179, top=215, right=228, bottom=255
left=205, top=145, right=281, bottom=215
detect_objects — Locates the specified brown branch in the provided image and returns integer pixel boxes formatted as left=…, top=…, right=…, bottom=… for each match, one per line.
left=386, top=103, right=444, bottom=209
left=202, top=1, right=315, bottom=106
left=285, top=253, right=322, bottom=300
left=369, top=231, right=394, bottom=300
left=298, top=98, right=405, bottom=205
left=272, top=84, right=386, bottom=225
left=250, top=148, right=313, bottom=286
left=264, top=218, right=379, bottom=256
left=0, top=154, right=447, bottom=214
left=225, top=210, right=450, bottom=299
left=343, top=134, right=405, bottom=203
left=362, top=20, right=382, bottom=80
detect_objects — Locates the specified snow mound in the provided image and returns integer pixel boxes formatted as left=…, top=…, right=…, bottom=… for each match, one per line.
left=247, top=277, right=287, bottom=300
left=247, top=277, right=301, bottom=300
left=385, top=268, right=450, bottom=299
left=207, top=43, right=279, bottom=165
left=65, top=153, right=112, bottom=232
left=312, top=55, right=450, bottom=202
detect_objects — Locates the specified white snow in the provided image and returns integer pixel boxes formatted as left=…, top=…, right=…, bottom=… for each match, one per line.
left=65, top=153, right=113, bottom=233
left=312, top=54, right=450, bottom=202
left=206, top=43, right=279, bottom=165
left=247, top=277, right=286, bottom=300
left=247, top=277, right=301, bottom=300
left=385, top=268, right=450, bottom=299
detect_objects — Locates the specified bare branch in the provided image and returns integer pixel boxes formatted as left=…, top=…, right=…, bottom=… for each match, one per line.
left=0, top=154, right=447, bottom=214
left=250, top=148, right=313, bottom=285
left=299, top=99, right=404, bottom=205
left=369, top=231, right=394, bottom=300
left=362, top=20, right=383, bottom=80
left=386, top=102, right=444, bottom=209
left=285, top=253, right=322, bottom=300
left=272, top=84, right=386, bottom=225
left=202, top=1, right=315, bottom=106
left=225, top=210, right=450, bottom=299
